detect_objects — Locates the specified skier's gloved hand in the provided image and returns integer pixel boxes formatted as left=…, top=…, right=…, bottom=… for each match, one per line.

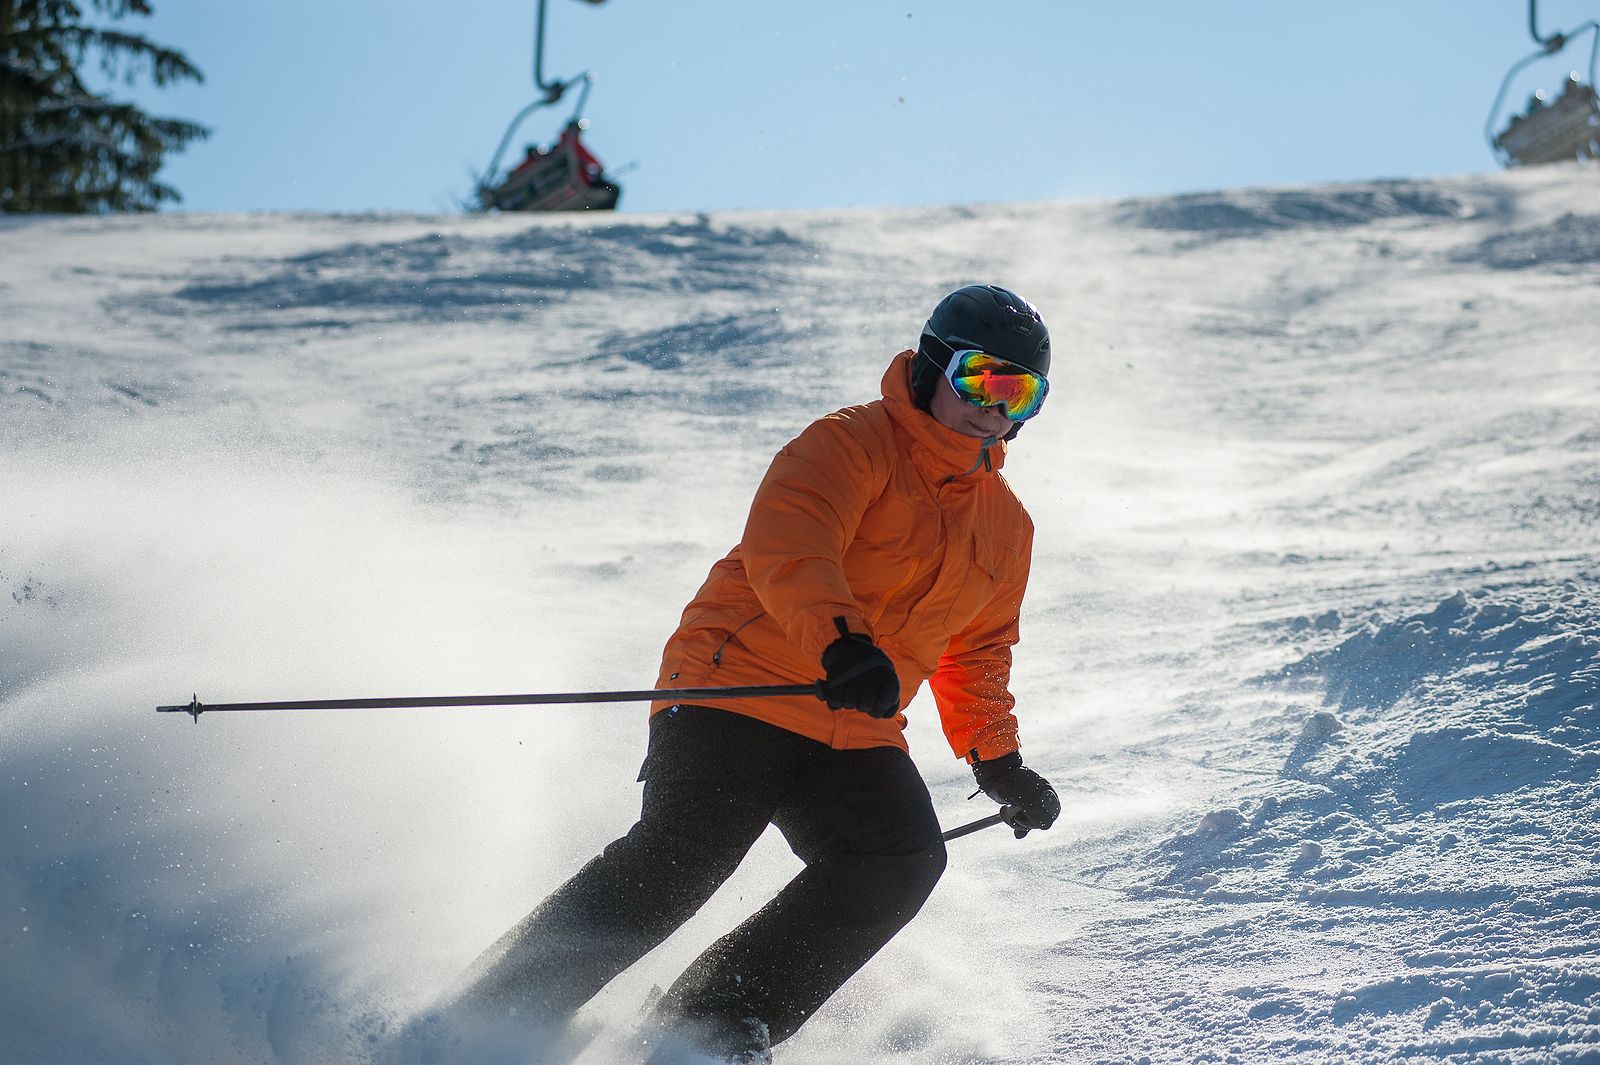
left=972, top=751, right=1060, bottom=838
left=821, top=619, right=900, bottom=718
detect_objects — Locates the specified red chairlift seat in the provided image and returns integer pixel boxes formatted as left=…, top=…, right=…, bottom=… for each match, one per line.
left=1495, top=73, right=1600, bottom=166
left=480, top=119, right=621, bottom=212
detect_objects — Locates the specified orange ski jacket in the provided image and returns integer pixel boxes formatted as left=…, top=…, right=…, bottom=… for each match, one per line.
left=651, top=350, right=1034, bottom=763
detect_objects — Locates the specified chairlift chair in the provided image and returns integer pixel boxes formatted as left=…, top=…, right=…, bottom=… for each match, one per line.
left=1487, top=0, right=1600, bottom=166
left=480, top=96, right=621, bottom=212
left=1495, top=73, right=1600, bottom=165
left=476, top=0, right=622, bottom=212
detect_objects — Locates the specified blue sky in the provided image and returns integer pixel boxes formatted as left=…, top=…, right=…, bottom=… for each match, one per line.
left=117, top=0, right=1597, bottom=214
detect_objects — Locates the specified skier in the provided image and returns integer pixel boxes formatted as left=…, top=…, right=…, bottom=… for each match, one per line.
left=451, top=285, right=1062, bottom=1063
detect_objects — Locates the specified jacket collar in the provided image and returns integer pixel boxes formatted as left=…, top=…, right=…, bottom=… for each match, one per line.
left=880, top=350, right=1008, bottom=483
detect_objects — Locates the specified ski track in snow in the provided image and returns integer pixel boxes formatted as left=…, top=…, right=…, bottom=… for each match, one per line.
left=1, top=164, right=1597, bottom=1064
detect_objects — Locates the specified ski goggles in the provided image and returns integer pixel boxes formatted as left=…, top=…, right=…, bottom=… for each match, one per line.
left=944, top=349, right=1049, bottom=421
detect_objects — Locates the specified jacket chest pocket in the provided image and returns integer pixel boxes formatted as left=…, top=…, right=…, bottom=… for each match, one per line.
left=943, top=535, right=1024, bottom=634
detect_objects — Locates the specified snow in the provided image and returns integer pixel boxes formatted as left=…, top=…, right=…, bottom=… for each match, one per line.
left=2, top=161, right=1597, bottom=1064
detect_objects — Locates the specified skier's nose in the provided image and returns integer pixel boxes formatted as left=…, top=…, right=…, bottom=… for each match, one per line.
left=979, top=404, right=1012, bottom=432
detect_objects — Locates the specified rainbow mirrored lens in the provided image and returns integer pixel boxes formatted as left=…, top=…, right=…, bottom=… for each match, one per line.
left=946, top=350, right=1049, bottom=421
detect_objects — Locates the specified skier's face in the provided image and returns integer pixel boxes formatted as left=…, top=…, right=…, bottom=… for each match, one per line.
left=930, top=377, right=1016, bottom=439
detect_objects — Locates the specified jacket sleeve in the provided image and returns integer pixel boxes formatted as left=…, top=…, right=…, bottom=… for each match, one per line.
left=740, top=412, right=888, bottom=661
left=929, top=522, right=1033, bottom=762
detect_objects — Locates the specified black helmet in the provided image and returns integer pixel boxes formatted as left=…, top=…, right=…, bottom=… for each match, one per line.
left=912, top=285, right=1050, bottom=411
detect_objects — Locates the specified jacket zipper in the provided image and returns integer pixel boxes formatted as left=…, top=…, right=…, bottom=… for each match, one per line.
left=869, top=559, right=920, bottom=627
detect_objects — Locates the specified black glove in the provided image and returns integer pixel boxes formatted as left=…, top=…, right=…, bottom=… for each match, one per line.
left=821, top=622, right=900, bottom=718
left=972, top=751, right=1060, bottom=838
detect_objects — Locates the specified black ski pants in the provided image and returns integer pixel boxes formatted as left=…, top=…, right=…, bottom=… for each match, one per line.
left=457, top=704, right=948, bottom=1045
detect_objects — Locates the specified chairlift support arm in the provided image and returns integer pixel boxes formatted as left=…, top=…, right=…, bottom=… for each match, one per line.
left=1529, top=0, right=1567, bottom=50
left=534, top=0, right=603, bottom=100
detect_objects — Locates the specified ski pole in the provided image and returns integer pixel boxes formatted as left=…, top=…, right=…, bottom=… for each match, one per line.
left=940, top=806, right=1019, bottom=842
left=158, top=689, right=1029, bottom=839
left=156, top=683, right=826, bottom=723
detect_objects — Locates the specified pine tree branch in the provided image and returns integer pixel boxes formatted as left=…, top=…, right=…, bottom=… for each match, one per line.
left=90, top=0, right=155, bottom=19
left=88, top=29, right=203, bottom=86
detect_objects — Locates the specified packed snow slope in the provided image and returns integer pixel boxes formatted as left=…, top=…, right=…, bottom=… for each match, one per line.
left=2, top=163, right=1597, bottom=1065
